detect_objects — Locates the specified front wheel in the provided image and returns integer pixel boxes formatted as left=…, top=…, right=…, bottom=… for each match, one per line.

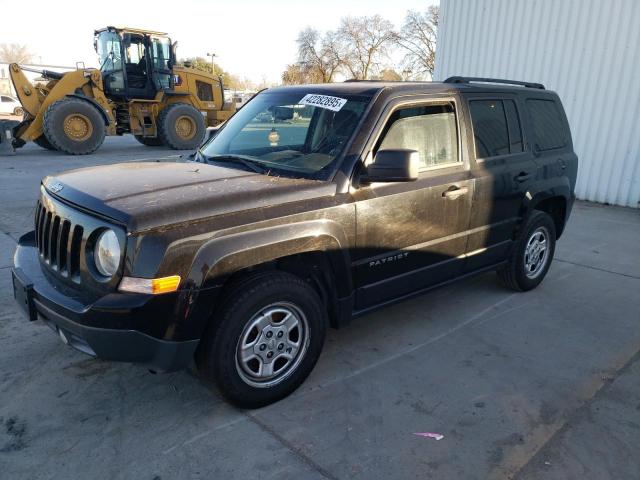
left=198, top=272, right=327, bottom=408
left=42, top=98, right=105, bottom=155
left=497, top=210, right=556, bottom=291
left=13, top=107, right=24, bottom=116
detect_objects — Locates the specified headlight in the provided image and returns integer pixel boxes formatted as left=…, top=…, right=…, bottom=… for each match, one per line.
left=94, top=229, right=120, bottom=277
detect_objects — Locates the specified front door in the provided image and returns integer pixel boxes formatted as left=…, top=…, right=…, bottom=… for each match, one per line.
left=351, top=97, right=473, bottom=311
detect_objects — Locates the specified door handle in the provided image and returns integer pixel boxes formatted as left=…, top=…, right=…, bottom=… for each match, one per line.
left=558, top=159, right=567, bottom=170
left=442, top=186, right=469, bottom=199
left=514, top=172, right=531, bottom=183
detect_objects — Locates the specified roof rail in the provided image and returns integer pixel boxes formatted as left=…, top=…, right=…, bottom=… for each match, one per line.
left=443, top=76, right=545, bottom=90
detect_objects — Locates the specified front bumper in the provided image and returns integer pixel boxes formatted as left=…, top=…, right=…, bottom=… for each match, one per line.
left=12, top=232, right=199, bottom=372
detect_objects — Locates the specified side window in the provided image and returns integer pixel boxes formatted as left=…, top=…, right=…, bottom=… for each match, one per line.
left=526, top=99, right=567, bottom=150
left=1, top=96, right=11, bottom=103
left=196, top=80, right=214, bottom=101
left=469, top=100, right=509, bottom=158
left=504, top=100, right=523, bottom=153
left=376, top=103, right=459, bottom=169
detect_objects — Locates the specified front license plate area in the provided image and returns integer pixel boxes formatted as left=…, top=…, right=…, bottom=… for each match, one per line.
left=12, top=268, right=37, bottom=321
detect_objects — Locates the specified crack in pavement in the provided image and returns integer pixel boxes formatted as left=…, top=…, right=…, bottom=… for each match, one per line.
left=245, top=411, right=339, bottom=480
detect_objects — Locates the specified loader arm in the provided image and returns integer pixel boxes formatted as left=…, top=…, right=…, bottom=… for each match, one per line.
left=9, top=64, right=115, bottom=144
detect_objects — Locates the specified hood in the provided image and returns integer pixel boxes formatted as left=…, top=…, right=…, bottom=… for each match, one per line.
left=43, top=161, right=336, bottom=232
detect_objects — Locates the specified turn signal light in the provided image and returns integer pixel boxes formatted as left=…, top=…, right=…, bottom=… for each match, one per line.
left=119, top=275, right=181, bottom=294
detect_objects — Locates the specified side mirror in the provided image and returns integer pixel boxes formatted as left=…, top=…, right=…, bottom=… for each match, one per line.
left=362, top=149, right=420, bottom=183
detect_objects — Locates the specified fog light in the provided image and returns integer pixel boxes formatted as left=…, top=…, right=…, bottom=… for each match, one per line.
left=119, top=275, right=181, bottom=294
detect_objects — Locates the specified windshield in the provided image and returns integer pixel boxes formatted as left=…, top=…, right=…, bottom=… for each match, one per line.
left=96, top=31, right=123, bottom=72
left=201, top=91, right=371, bottom=179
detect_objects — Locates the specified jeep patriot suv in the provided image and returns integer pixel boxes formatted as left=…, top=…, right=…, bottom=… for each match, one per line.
left=12, top=77, right=578, bottom=407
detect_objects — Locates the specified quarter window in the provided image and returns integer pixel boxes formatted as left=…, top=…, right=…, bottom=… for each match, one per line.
left=376, top=103, right=459, bottom=169
left=527, top=99, right=567, bottom=150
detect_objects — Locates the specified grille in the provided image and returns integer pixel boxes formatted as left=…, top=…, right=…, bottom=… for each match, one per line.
left=35, top=200, right=83, bottom=281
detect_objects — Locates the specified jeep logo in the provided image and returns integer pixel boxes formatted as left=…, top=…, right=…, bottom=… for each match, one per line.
left=49, top=182, right=64, bottom=193
left=369, top=252, right=409, bottom=267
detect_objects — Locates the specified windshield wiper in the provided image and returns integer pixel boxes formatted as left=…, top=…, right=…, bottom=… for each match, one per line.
left=201, top=154, right=269, bottom=174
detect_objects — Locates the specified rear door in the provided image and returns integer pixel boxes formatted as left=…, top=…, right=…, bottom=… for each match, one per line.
left=351, top=95, right=474, bottom=310
left=463, top=93, right=537, bottom=271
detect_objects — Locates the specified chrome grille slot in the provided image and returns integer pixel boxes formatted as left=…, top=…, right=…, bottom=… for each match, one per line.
left=34, top=199, right=84, bottom=282
left=42, top=211, right=52, bottom=259
left=69, top=225, right=83, bottom=278
left=50, top=216, right=60, bottom=267
left=59, top=220, right=71, bottom=272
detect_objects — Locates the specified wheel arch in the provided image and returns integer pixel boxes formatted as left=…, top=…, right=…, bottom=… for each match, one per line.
left=64, top=94, right=110, bottom=126
left=186, top=221, right=354, bottom=328
left=521, top=180, right=572, bottom=239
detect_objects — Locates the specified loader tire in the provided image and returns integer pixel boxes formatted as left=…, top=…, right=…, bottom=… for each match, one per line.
left=33, top=135, right=56, bottom=150
left=134, top=135, right=164, bottom=147
left=157, top=103, right=205, bottom=150
left=43, top=98, right=105, bottom=155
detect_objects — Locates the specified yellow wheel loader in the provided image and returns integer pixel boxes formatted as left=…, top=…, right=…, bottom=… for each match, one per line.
left=8, top=27, right=235, bottom=155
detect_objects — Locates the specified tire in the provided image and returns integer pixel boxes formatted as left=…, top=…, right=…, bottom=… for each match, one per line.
left=13, top=107, right=24, bottom=116
left=198, top=272, right=327, bottom=408
left=134, top=135, right=164, bottom=147
left=157, top=103, right=205, bottom=150
left=43, top=98, right=105, bottom=155
left=497, top=210, right=556, bottom=291
left=33, top=135, right=56, bottom=150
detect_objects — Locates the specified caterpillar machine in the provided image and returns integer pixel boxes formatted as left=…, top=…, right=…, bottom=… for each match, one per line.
left=4, top=27, right=235, bottom=155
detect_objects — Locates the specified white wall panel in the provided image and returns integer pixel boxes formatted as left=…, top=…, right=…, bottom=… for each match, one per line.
left=435, top=0, right=640, bottom=207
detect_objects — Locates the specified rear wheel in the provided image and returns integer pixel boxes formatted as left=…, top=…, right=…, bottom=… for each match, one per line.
left=497, top=210, right=556, bottom=291
left=157, top=103, right=205, bottom=150
left=13, top=107, right=24, bottom=116
left=33, top=135, right=56, bottom=150
left=198, top=272, right=327, bottom=408
left=43, top=98, right=105, bottom=155
left=134, top=135, right=164, bottom=147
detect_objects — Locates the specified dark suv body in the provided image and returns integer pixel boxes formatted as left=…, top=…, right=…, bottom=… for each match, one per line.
left=12, top=78, right=578, bottom=407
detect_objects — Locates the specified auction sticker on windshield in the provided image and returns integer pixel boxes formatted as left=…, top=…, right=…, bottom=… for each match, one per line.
left=299, top=94, right=347, bottom=112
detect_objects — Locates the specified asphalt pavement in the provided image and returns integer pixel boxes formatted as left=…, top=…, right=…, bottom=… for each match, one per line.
left=1, top=136, right=639, bottom=479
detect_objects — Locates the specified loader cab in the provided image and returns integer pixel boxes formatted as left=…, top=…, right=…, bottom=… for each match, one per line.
left=95, top=27, right=174, bottom=100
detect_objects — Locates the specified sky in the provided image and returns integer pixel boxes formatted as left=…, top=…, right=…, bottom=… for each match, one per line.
left=0, top=0, right=437, bottom=84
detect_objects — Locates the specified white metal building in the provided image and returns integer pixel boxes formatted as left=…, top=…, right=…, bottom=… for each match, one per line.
left=434, top=0, right=640, bottom=207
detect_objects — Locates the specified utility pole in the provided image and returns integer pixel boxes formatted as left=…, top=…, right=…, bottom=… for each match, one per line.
left=206, top=52, right=217, bottom=74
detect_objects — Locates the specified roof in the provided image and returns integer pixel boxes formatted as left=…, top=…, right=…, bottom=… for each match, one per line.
left=266, top=80, right=554, bottom=98
left=94, top=26, right=169, bottom=36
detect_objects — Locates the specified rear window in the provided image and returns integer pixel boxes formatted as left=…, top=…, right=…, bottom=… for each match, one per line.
left=526, top=99, right=568, bottom=150
left=469, top=100, right=510, bottom=158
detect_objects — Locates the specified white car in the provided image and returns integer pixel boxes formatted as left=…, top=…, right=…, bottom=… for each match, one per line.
left=0, top=95, right=23, bottom=116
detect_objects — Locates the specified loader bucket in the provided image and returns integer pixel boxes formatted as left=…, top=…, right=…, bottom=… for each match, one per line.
left=0, top=120, right=21, bottom=155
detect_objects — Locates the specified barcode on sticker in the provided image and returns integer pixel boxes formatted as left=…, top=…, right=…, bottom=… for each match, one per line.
left=299, top=94, right=347, bottom=112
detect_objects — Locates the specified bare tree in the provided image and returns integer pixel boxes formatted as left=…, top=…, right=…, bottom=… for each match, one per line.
left=337, top=15, right=395, bottom=80
left=394, top=6, right=439, bottom=79
left=377, top=68, right=402, bottom=81
left=281, top=64, right=317, bottom=85
left=0, top=43, right=35, bottom=64
left=296, top=28, right=342, bottom=83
